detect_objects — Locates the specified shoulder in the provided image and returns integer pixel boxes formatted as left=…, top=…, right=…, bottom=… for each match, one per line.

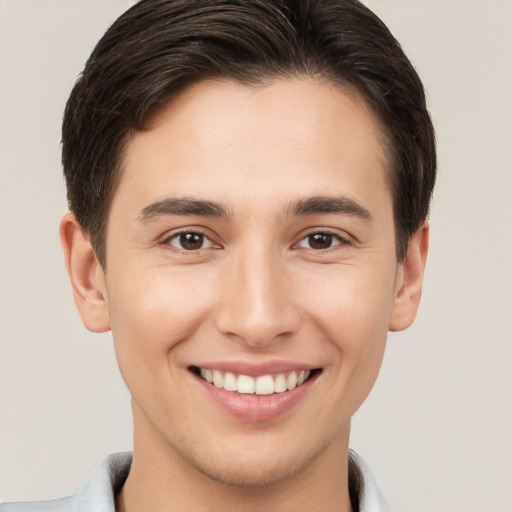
left=0, top=496, right=76, bottom=512
left=349, top=449, right=391, bottom=512
left=0, top=452, right=132, bottom=512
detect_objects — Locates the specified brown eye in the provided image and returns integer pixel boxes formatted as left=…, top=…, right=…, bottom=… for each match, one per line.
left=297, top=232, right=345, bottom=250
left=308, top=233, right=333, bottom=249
left=167, top=232, right=212, bottom=251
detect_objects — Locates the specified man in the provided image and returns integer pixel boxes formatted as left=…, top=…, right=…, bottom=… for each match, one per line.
left=1, top=0, right=436, bottom=510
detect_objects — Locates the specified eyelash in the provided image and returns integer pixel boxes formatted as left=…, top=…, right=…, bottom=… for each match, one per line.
left=294, top=230, right=350, bottom=251
left=161, top=228, right=351, bottom=253
left=162, top=229, right=217, bottom=252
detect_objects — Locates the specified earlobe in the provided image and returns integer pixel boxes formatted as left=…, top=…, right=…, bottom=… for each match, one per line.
left=59, top=212, right=111, bottom=333
left=389, top=223, right=429, bottom=332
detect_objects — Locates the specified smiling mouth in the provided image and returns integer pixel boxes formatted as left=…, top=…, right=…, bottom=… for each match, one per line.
left=190, top=366, right=321, bottom=396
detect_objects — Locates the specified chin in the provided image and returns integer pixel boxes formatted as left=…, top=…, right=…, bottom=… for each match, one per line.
left=192, top=454, right=305, bottom=488
left=180, top=430, right=336, bottom=489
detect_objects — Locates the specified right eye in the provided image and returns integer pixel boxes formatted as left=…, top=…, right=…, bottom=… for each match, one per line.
left=295, top=231, right=349, bottom=251
left=164, top=231, right=214, bottom=251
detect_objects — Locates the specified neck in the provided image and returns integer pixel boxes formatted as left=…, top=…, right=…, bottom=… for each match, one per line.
left=117, top=409, right=354, bottom=512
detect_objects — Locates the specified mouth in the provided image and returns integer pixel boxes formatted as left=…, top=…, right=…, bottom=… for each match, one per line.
left=189, top=366, right=322, bottom=396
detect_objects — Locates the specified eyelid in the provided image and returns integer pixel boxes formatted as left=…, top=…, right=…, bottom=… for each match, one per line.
left=160, top=227, right=221, bottom=251
left=293, top=228, right=352, bottom=250
left=157, top=226, right=352, bottom=252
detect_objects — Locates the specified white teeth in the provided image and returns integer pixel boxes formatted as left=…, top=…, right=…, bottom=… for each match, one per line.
left=255, top=375, right=274, bottom=395
left=298, top=370, right=310, bottom=386
left=199, top=368, right=314, bottom=395
left=213, top=370, right=224, bottom=388
left=223, top=372, right=238, bottom=391
left=286, top=372, right=297, bottom=390
left=200, top=368, right=214, bottom=383
left=274, top=373, right=287, bottom=393
left=237, top=374, right=255, bottom=394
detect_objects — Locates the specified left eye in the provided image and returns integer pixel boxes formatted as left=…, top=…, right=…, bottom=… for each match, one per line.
left=165, top=232, right=213, bottom=251
left=296, top=232, right=345, bottom=250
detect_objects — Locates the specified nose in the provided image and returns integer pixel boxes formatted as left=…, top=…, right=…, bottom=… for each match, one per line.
left=214, top=247, right=301, bottom=347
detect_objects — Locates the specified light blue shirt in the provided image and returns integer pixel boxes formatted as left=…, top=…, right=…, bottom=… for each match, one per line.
left=0, top=450, right=390, bottom=511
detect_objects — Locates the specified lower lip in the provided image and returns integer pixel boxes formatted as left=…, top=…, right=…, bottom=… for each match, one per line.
left=193, top=372, right=318, bottom=422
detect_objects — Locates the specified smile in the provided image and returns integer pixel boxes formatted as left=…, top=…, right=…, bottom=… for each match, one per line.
left=193, top=367, right=318, bottom=395
left=189, top=365, right=322, bottom=421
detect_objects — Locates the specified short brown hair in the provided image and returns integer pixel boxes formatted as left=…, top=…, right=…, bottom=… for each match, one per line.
left=62, top=0, right=436, bottom=267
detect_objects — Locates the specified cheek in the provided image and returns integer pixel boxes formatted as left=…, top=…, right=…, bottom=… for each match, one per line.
left=301, top=259, right=397, bottom=332
left=302, top=261, right=396, bottom=376
left=105, top=267, right=216, bottom=377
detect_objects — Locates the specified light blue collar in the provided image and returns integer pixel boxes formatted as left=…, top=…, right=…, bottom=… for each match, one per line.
left=0, top=450, right=390, bottom=512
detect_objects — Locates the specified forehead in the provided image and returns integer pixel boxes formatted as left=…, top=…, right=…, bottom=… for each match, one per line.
left=115, top=78, right=391, bottom=219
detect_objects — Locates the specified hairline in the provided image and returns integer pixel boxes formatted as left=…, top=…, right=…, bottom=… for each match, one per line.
left=92, top=75, right=401, bottom=270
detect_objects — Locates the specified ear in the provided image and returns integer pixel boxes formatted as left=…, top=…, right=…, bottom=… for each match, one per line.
left=60, top=212, right=110, bottom=333
left=389, top=223, right=429, bottom=332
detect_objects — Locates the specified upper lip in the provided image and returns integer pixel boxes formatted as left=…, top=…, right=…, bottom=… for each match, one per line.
left=189, top=360, right=320, bottom=377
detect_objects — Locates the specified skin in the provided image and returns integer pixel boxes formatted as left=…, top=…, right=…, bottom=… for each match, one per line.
left=61, top=78, right=428, bottom=512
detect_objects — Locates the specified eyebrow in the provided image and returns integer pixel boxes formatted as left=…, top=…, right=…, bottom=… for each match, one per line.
left=138, top=195, right=372, bottom=223
left=139, top=198, right=231, bottom=222
left=287, top=196, right=372, bottom=221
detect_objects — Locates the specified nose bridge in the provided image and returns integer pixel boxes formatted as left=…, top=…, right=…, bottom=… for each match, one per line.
left=215, top=240, right=299, bottom=346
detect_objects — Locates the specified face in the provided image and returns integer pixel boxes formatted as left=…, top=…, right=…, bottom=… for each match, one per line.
left=89, top=79, right=415, bottom=486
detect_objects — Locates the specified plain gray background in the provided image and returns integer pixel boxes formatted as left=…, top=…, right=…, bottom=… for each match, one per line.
left=1, top=1, right=511, bottom=510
